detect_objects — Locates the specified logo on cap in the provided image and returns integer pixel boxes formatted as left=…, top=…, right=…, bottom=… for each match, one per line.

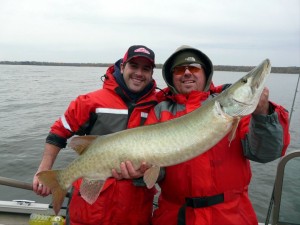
left=134, top=47, right=151, bottom=55
left=184, top=57, right=196, bottom=62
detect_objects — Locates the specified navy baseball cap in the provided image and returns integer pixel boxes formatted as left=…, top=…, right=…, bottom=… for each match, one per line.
left=123, top=45, right=155, bottom=67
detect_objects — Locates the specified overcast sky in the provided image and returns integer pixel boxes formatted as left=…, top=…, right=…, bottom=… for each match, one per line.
left=0, top=0, right=299, bottom=67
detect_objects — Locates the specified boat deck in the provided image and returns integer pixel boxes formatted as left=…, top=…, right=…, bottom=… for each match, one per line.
left=0, top=212, right=29, bottom=225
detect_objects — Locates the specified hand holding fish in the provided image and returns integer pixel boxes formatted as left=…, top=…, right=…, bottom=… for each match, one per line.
left=33, top=173, right=51, bottom=197
left=33, top=143, right=60, bottom=197
left=112, top=161, right=150, bottom=180
left=253, top=87, right=270, bottom=115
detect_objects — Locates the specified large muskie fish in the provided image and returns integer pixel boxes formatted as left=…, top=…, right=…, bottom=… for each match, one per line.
left=38, top=59, right=271, bottom=215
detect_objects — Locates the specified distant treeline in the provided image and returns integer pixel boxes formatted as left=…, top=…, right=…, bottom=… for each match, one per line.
left=1, top=61, right=299, bottom=74
left=0, top=61, right=113, bottom=68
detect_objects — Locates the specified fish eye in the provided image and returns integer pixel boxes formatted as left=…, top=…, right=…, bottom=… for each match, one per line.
left=241, top=77, right=247, bottom=83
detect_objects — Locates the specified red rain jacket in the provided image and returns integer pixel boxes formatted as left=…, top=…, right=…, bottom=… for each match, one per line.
left=49, top=62, right=157, bottom=225
left=147, top=86, right=289, bottom=225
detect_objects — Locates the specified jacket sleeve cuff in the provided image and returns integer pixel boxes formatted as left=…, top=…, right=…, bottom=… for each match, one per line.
left=46, top=132, right=67, bottom=148
left=132, top=168, right=166, bottom=186
left=242, top=111, right=283, bottom=163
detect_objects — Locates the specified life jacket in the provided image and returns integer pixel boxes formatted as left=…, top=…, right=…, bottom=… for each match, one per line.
left=147, top=86, right=289, bottom=225
left=50, top=60, right=158, bottom=225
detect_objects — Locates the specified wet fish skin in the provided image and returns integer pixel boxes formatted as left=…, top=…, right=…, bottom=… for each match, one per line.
left=37, top=59, right=271, bottom=215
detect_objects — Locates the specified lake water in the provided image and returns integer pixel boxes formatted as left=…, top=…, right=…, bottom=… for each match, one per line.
left=0, top=64, right=299, bottom=222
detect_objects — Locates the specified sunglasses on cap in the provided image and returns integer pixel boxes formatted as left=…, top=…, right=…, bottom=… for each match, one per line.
left=172, top=64, right=203, bottom=75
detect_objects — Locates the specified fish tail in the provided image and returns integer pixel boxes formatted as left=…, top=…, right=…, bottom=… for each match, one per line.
left=37, top=170, right=68, bottom=215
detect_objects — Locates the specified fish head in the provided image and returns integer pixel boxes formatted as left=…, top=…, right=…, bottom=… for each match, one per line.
left=219, top=59, right=271, bottom=117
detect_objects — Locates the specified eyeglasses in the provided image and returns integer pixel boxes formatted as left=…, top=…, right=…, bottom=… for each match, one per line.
left=172, top=64, right=202, bottom=75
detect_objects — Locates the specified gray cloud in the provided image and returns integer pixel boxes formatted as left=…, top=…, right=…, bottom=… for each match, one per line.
left=0, top=0, right=299, bottom=66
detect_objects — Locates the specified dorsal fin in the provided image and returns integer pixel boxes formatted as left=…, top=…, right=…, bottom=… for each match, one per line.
left=69, top=135, right=98, bottom=155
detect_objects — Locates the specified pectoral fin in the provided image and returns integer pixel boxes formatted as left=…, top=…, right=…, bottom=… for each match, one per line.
left=228, top=117, right=241, bottom=146
left=143, top=166, right=160, bottom=189
left=80, top=179, right=104, bottom=204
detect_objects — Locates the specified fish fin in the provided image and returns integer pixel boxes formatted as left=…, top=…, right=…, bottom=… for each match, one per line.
left=80, top=179, right=104, bottom=204
left=37, top=170, right=68, bottom=215
left=228, top=117, right=241, bottom=146
left=69, top=135, right=98, bottom=155
left=143, top=166, right=160, bottom=189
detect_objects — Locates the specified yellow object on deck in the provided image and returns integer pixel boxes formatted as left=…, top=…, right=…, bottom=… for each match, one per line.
left=28, top=213, right=65, bottom=225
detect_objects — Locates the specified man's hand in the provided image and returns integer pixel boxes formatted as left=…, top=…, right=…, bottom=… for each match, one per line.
left=33, top=143, right=60, bottom=197
left=112, top=161, right=150, bottom=180
left=253, top=87, right=270, bottom=115
left=33, top=172, right=51, bottom=197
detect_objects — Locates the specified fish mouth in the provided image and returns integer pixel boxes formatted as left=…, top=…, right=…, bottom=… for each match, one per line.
left=232, top=98, right=252, bottom=106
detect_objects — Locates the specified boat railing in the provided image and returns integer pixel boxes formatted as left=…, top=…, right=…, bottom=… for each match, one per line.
left=265, top=150, right=300, bottom=225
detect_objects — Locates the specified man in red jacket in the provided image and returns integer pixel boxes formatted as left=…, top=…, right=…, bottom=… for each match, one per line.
left=33, top=45, right=158, bottom=225
left=115, top=45, right=290, bottom=225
